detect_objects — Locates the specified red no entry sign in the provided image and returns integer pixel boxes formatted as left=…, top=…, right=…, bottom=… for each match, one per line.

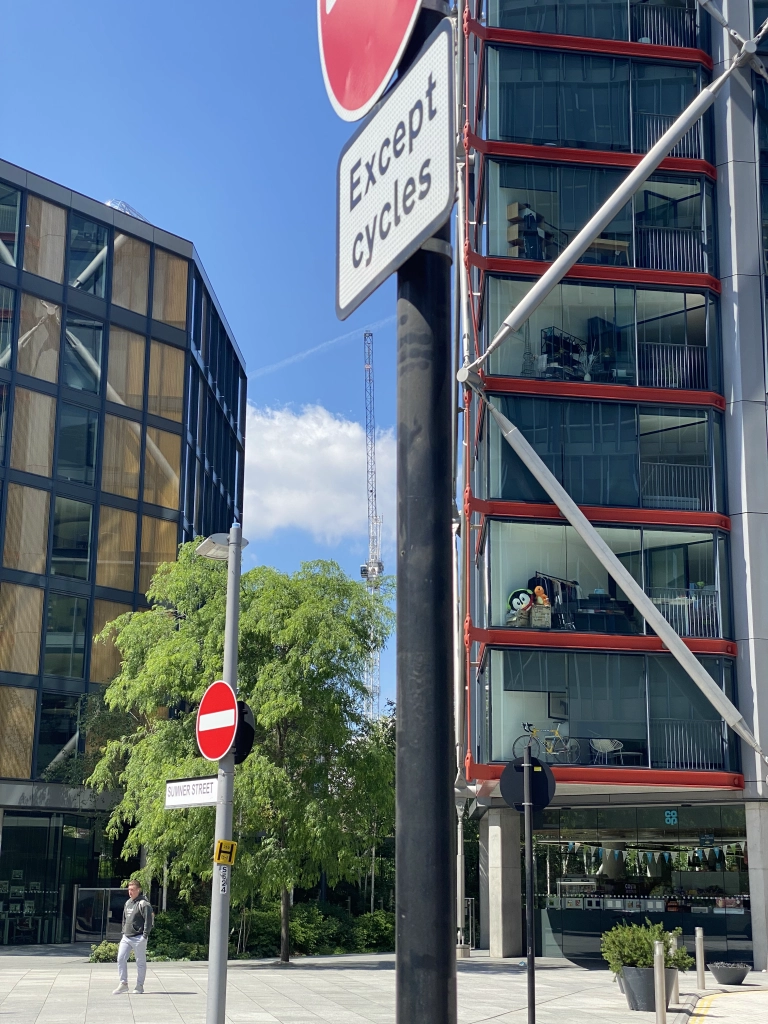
left=317, top=0, right=423, bottom=121
left=196, top=681, right=238, bottom=762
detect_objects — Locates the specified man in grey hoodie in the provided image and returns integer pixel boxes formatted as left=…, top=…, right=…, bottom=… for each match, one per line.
left=113, top=879, right=153, bottom=995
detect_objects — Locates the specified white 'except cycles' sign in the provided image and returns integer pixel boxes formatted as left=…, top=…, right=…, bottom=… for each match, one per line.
left=336, top=18, right=455, bottom=319
left=165, top=775, right=219, bottom=809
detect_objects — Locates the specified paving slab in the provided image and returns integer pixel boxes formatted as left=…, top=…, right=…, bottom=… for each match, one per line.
left=1, top=949, right=767, bottom=1024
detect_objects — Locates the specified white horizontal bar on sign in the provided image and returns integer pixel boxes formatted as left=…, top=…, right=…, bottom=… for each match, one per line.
left=198, top=709, right=235, bottom=732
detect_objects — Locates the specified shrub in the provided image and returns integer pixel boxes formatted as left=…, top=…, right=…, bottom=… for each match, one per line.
left=352, top=910, right=395, bottom=953
left=601, top=920, right=694, bottom=974
left=89, top=942, right=120, bottom=963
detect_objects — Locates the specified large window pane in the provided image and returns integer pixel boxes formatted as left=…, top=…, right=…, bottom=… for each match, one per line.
left=101, top=414, right=141, bottom=498
left=68, top=215, right=108, bottom=297
left=639, top=407, right=712, bottom=511
left=486, top=276, right=636, bottom=382
left=23, top=196, right=66, bottom=283
left=152, top=249, right=188, bottom=329
left=51, top=496, right=92, bottom=580
left=3, top=484, right=49, bottom=574
left=632, top=61, right=702, bottom=158
left=144, top=426, right=181, bottom=509
left=648, top=656, right=724, bottom=769
left=0, top=685, right=36, bottom=778
left=488, top=160, right=632, bottom=265
left=148, top=340, right=184, bottom=421
left=488, top=520, right=643, bottom=632
left=644, top=528, right=720, bottom=637
left=0, top=285, right=13, bottom=367
left=17, top=294, right=60, bottom=382
left=0, top=582, right=44, bottom=674
left=488, top=47, right=631, bottom=151
left=62, top=313, right=102, bottom=393
left=140, top=516, right=177, bottom=593
left=44, top=593, right=88, bottom=678
left=0, top=384, right=7, bottom=464
left=112, top=233, right=149, bottom=314
left=96, top=506, right=136, bottom=591
left=107, top=327, right=145, bottom=409
left=91, top=599, right=131, bottom=684
left=37, top=693, right=81, bottom=776
left=489, top=0, right=629, bottom=37
left=11, top=388, right=56, bottom=477
left=0, top=184, right=21, bottom=267
left=570, top=652, right=648, bottom=765
left=57, top=404, right=98, bottom=486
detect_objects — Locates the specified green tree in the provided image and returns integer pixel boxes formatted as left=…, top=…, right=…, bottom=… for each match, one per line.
left=88, top=544, right=395, bottom=961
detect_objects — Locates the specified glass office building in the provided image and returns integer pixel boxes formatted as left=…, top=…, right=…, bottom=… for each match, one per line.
left=463, top=1, right=768, bottom=965
left=0, top=158, right=245, bottom=943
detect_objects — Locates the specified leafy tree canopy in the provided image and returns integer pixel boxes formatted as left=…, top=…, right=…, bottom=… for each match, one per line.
left=88, top=544, right=395, bottom=914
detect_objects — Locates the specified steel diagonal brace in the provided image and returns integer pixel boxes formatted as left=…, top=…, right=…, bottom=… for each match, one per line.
left=457, top=35, right=765, bottom=379
left=461, top=370, right=768, bottom=771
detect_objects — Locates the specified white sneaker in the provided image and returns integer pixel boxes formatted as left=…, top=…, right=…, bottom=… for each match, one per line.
left=113, top=983, right=129, bottom=995
left=132, top=986, right=144, bottom=994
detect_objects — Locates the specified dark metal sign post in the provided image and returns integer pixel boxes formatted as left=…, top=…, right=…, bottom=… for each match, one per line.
left=395, top=4, right=456, bottom=1023
left=500, top=753, right=556, bottom=1024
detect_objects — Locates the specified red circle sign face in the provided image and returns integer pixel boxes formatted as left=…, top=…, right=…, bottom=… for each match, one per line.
left=196, top=681, right=238, bottom=762
left=317, top=0, right=423, bottom=122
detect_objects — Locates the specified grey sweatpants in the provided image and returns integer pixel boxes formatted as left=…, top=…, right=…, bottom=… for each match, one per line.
left=117, top=935, right=147, bottom=987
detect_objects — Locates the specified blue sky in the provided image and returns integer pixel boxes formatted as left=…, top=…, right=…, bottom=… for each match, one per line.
left=3, top=0, right=398, bottom=702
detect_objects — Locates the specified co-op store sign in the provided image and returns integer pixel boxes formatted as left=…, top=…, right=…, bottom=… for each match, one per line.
left=336, top=19, right=455, bottom=319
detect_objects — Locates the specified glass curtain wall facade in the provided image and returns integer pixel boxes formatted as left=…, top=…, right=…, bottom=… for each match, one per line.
left=0, top=158, right=245, bottom=944
left=463, top=2, right=753, bottom=960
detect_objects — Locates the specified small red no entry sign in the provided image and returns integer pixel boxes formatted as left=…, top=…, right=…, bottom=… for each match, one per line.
left=317, top=0, right=423, bottom=122
left=196, top=681, right=238, bottom=762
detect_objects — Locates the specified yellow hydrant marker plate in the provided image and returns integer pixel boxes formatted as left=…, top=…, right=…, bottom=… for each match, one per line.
left=214, top=839, right=238, bottom=865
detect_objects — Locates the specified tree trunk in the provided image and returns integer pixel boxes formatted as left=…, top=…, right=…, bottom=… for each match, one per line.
left=280, top=887, right=290, bottom=963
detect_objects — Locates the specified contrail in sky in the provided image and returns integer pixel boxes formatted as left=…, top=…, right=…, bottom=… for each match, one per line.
left=248, top=316, right=396, bottom=379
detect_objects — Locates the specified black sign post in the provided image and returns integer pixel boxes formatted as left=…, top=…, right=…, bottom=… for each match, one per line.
left=500, top=753, right=556, bottom=1024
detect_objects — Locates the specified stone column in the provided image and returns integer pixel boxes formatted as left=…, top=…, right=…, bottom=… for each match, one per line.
left=479, top=814, right=489, bottom=949
left=714, top=0, right=768, bottom=971
left=487, top=808, right=522, bottom=958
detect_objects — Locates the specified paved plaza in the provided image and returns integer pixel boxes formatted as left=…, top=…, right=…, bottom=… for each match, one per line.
left=0, top=946, right=766, bottom=1024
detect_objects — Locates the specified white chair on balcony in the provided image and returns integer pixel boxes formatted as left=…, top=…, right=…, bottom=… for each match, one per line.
left=590, top=738, right=624, bottom=765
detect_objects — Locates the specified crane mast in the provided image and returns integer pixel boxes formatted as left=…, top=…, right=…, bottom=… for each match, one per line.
left=360, top=330, right=383, bottom=719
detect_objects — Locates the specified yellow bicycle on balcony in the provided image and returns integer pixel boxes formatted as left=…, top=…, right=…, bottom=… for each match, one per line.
left=512, top=722, right=581, bottom=764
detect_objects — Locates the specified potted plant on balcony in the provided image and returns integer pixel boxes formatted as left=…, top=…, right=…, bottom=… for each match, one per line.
left=601, top=919, right=694, bottom=1011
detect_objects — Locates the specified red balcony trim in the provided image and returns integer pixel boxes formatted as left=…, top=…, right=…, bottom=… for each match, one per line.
left=466, top=19, right=714, bottom=70
left=468, top=134, right=717, bottom=180
left=468, top=495, right=730, bottom=532
left=469, top=250, right=722, bottom=294
left=483, top=374, right=727, bottom=412
left=469, top=625, right=737, bottom=657
left=465, top=757, right=743, bottom=790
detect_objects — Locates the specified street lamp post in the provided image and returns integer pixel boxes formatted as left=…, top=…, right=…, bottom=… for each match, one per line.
left=197, top=524, right=247, bottom=1024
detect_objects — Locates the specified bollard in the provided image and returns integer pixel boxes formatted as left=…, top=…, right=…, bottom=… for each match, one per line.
left=670, top=934, right=679, bottom=1005
left=695, top=927, right=705, bottom=989
left=654, top=940, right=666, bottom=1024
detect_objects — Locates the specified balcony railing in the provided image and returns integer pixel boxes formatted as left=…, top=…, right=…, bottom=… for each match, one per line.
left=635, top=226, right=707, bottom=274
left=634, top=111, right=701, bottom=159
left=631, top=4, right=697, bottom=49
left=638, top=341, right=708, bottom=390
left=640, top=461, right=712, bottom=511
left=650, top=718, right=725, bottom=770
left=648, top=586, right=720, bottom=638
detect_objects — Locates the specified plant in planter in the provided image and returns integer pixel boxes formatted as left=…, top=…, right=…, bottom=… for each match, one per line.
left=601, top=920, right=694, bottom=1012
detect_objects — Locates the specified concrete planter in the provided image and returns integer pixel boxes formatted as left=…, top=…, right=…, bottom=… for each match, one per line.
left=620, top=966, right=677, bottom=1011
left=709, top=963, right=751, bottom=986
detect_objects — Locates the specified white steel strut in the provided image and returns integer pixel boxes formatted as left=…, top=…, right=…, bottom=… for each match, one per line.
left=458, top=9, right=768, bottom=768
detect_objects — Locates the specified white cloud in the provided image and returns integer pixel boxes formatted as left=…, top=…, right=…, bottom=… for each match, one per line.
left=243, top=404, right=395, bottom=548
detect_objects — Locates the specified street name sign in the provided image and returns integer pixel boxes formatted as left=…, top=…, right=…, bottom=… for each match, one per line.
left=165, top=775, right=219, bottom=809
left=318, top=0, right=422, bottom=122
left=336, top=18, right=455, bottom=320
left=196, top=680, right=238, bottom=761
